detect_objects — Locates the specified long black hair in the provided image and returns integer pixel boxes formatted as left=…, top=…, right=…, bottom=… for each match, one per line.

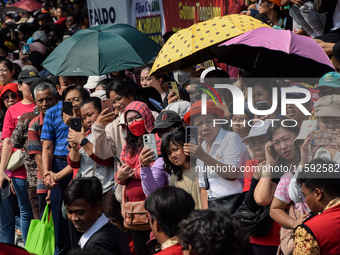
left=125, top=124, right=144, bottom=157
left=161, top=131, right=189, bottom=181
left=80, top=97, right=102, bottom=113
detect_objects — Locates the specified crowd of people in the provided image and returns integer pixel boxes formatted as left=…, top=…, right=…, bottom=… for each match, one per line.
left=0, top=0, right=339, bottom=255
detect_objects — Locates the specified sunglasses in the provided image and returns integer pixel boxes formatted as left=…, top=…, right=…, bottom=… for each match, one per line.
left=2, top=93, right=17, bottom=101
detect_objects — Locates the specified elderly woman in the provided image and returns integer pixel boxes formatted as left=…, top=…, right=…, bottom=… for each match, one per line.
left=183, top=100, right=250, bottom=211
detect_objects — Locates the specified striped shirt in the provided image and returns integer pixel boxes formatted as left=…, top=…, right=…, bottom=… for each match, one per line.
left=40, top=101, right=69, bottom=157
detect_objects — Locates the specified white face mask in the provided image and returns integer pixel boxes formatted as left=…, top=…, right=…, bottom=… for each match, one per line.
left=174, top=70, right=191, bottom=85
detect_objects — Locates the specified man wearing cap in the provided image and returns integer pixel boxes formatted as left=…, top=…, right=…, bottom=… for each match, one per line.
left=140, top=110, right=185, bottom=196
left=316, top=72, right=340, bottom=97
left=27, top=77, right=58, bottom=218
left=285, top=84, right=313, bottom=129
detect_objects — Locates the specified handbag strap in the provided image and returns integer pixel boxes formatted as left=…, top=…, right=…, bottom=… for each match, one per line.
left=203, top=163, right=210, bottom=190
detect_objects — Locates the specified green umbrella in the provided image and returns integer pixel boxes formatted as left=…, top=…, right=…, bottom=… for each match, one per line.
left=42, top=24, right=162, bottom=76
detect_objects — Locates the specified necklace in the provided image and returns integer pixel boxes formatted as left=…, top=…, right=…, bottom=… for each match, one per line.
left=161, top=236, right=179, bottom=250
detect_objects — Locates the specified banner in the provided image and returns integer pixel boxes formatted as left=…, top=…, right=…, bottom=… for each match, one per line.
left=131, top=0, right=165, bottom=45
left=162, top=0, right=245, bottom=32
left=87, top=0, right=130, bottom=27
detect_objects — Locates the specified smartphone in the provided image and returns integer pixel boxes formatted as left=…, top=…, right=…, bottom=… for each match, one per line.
left=113, top=155, right=122, bottom=166
left=143, top=134, right=158, bottom=161
left=186, top=126, right=198, bottom=145
left=256, top=101, right=269, bottom=111
left=70, top=117, right=82, bottom=132
left=101, top=99, right=114, bottom=113
left=63, top=101, right=73, bottom=116
left=169, top=81, right=180, bottom=101
left=2, top=180, right=10, bottom=199
left=310, top=131, right=339, bottom=146
left=22, top=44, right=29, bottom=54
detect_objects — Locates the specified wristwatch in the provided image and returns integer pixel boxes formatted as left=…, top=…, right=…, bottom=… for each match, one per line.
left=80, top=138, right=89, bottom=147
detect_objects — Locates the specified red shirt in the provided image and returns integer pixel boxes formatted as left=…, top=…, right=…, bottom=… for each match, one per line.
left=54, top=17, right=67, bottom=29
left=2, top=101, right=35, bottom=179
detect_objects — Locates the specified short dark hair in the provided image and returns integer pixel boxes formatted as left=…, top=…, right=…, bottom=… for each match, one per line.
left=178, top=210, right=248, bottom=255
left=63, top=177, right=102, bottom=208
left=297, top=158, right=340, bottom=198
left=161, top=131, right=188, bottom=181
left=80, top=97, right=102, bottom=113
left=62, top=84, right=90, bottom=101
left=144, top=186, right=195, bottom=238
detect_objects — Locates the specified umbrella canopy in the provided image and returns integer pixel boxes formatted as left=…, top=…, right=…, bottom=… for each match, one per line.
left=11, top=0, right=43, bottom=12
left=150, top=14, right=270, bottom=76
left=216, top=27, right=335, bottom=78
left=0, top=6, right=28, bottom=14
left=42, top=23, right=162, bottom=76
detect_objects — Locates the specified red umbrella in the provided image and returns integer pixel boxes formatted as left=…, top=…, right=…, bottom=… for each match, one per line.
left=11, top=0, right=43, bottom=12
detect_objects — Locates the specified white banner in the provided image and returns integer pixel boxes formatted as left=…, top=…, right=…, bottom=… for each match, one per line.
left=130, top=0, right=165, bottom=45
left=87, top=0, right=130, bottom=27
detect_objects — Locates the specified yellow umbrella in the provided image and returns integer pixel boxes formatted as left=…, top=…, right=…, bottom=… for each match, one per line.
left=150, top=14, right=270, bottom=76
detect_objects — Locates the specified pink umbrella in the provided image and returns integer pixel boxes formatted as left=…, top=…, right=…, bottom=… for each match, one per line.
left=215, top=27, right=335, bottom=78
left=12, top=0, right=43, bottom=12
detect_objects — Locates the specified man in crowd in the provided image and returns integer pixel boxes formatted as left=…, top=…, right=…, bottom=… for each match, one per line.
left=144, top=186, right=195, bottom=255
left=28, top=77, right=58, bottom=218
left=294, top=158, right=340, bottom=254
left=63, top=177, right=130, bottom=255
left=316, top=71, right=340, bottom=97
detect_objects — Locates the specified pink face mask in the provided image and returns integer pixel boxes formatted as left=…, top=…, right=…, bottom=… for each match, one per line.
left=128, top=119, right=147, bottom=136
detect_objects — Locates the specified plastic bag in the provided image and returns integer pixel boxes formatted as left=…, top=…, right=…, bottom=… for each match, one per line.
left=25, top=204, right=55, bottom=255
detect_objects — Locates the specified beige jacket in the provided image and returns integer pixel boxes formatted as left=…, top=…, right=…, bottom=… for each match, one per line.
left=92, top=114, right=125, bottom=202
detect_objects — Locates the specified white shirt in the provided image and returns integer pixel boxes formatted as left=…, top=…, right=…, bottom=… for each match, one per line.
left=332, top=0, right=340, bottom=31
left=197, top=128, right=250, bottom=198
left=78, top=214, right=109, bottom=248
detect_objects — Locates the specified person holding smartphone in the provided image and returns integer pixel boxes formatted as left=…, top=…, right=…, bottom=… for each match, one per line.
left=67, top=97, right=117, bottom=217
left=115, top=101, right=161, bottom=255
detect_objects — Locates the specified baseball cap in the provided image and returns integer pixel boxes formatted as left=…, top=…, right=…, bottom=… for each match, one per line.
left=33, top=30, right=48, bottom=45
left=242, top=121, right=271, bottom=144
left=314, top=95, right=340, bottom=117
left=293, top=120, right=318, bottom=145
left=84, top=75, right=107, bottom=89
left=285, top=84, right=310, bottom=98
left=317, top=72, right=340, bottom=89
left=22, top=65, right=39, bottom=72
left=18, top=70, right=40, bottom=83
left=165, top=101, right=191, bottom=119
left=269, top=0, right=281, bottom=7
left=152, top=110, right=182, bottom=133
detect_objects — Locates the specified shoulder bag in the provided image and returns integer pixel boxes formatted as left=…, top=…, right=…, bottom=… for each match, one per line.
left=121, top=185, right=151, bottom=231
left=232, top=200, right=273, bottom=237
left=204, top=166, right=244, bottom=214
left=7, top=149, right=24, bottom=172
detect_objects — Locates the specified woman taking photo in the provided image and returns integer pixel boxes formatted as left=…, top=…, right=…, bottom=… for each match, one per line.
left=0, top=71, right=37, bottom=244
left=183, top=100, right=250, bottom=211
left=0, top=59, right=16, bottom=85
left=242, top=121, right=280, bottom=255
left=115, top=101, right=161, bottom=255
left=92, top=77, right=135, bottom=202
left=67, top=97, right=116, bottom=216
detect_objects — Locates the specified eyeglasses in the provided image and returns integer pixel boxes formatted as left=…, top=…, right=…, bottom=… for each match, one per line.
left=300, top=189, right=314, bottom=199
left=2, top=93, right=17, bottom=101
left=126, top=114, right=143, bottom=126
left=318, top=118, right=340, bottom=128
